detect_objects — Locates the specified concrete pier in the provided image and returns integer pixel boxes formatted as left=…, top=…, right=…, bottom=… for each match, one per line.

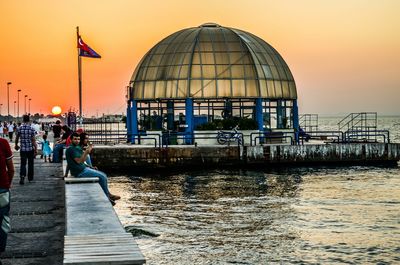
left=1, top=152, right=65, bottom=265
left=91, top=143, right=400, bottom=171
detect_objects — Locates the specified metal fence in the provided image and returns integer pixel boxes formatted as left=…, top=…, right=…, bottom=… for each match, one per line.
left=79, top=121, right=127, bottom=144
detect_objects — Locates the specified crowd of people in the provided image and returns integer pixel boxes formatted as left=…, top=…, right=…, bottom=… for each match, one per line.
left=0, top=115, right=119, bottom=257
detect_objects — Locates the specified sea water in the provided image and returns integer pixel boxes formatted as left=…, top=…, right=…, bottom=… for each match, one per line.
left=110, top=115, right=400, bottom=264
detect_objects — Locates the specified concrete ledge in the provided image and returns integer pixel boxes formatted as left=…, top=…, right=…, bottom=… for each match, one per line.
left=65, top=177, right=99, bottom=184
left=91, top=143, right=400, bottom=170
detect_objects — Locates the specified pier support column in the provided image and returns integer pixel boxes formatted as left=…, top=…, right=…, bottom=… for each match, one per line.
left=255, top=98, right=263, bottom=131
left=185, top=98, right=194, bottom=145
left=277, top=100, right=283, bottom=129
left=127, top=101, right=131, bottom=142
left=129, top=100, right=138, bottom=144
left=293, top=99, right=299, bottom=144
left=167, top=101, right=174, bottom=131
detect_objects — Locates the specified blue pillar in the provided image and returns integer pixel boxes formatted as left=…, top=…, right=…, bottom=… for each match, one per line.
left=167, top=101, right=174, bottom=131
left=185, top=98, right=194, bottom=144
left=126, top=101, right=131, bottom=142
left=293, top=99, right=299, bottom=144
left=277, top=100, right=283, bottom=129
left=255, top=98, right=263, bottom=131
left=130, top=100, right=138, bottom=144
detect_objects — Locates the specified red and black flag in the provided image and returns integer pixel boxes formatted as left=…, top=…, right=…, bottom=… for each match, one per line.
left=77, top=35, right=101, bottom=58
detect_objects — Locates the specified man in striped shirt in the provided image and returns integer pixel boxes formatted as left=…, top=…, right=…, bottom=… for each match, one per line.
left=15, top=115, right=38, bottom=185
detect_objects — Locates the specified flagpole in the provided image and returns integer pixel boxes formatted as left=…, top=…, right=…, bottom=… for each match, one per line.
left=77, top=26, right=83, bottom=126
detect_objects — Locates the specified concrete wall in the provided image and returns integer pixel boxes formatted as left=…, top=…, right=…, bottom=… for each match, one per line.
left=91, top=143, right=400, bottom=171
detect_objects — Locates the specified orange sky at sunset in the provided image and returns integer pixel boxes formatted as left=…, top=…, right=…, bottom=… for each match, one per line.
left=0, top=0, right=399, bottom=116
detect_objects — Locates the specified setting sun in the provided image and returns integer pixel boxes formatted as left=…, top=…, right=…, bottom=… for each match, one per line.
left=52, top=106, right=62, bottom=115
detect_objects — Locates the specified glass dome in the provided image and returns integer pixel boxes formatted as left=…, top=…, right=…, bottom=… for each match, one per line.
left=130, top=23, right=297, bottom=100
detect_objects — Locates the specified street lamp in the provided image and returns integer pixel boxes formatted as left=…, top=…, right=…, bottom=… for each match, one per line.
left=0, top=103, right=3, bottom=116
left=14, top=101, right=16, bottom=118
left=29, top=98, right=31, bottom=114
left=7, top=82, right=12, bottom=121
left=17, top=89, right=21, bottom=120
left=24, top=95, right=28, bottom=115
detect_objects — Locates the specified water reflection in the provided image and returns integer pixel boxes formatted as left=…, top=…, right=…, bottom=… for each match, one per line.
left=110, top=166, right=400, bottom=264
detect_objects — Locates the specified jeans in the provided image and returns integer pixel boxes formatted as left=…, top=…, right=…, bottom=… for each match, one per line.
left=20, top=150, right=35, bottom=180
left=78, top=167, right=110, bottom=196
left=52, top=143, right=65, bottom=163
left=0, top=189, right=10, bottom=252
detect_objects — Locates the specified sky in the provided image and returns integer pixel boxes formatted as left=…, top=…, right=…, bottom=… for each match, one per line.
left=0, top=0, right=399, bottom=116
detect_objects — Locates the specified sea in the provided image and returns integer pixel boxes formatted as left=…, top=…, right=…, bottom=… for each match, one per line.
left=109, top=115, right=400, bottom=264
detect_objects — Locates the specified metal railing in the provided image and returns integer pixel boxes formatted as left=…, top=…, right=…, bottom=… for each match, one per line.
left=343, top=130, right=390, bottom=143
left=250, top=131, right=294, bottom=145
left=299, top=114, right=319, bottom=132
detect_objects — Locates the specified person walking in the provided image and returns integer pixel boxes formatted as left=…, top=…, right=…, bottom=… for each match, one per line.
left=7, top=123, right=14, bottom=142
left=15, top=115, right=38, bottom=184
left=0, top=137, right=14, bottom=254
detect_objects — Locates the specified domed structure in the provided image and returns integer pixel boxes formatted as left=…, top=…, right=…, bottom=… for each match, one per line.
left=130, top=23, right=297, bottom=100
left=127, top=23, right=300, bottom=145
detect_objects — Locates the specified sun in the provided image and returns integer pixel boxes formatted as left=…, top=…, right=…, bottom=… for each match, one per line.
left=52, top=106, right=62, bottom=115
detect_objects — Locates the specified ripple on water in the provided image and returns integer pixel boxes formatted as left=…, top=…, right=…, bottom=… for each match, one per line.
left=109, top=166, right=400, bottom=264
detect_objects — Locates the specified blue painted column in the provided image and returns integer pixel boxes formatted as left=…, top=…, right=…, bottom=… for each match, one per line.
left=126, top=101, right=131, bottom=142
left=185, top=98, right=194, bottom=144
left=277, top=100, right=283, bottom=129
left=292, top=99, right=300, bottom=144
left=255, top=98, right=263, bottom=131
left=130, top=100, right=138, bottom=144
left=166, top=101, right=174, bottom=131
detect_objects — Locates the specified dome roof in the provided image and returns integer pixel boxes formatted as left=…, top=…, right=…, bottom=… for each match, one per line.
left=130, top=23, right=297, bottom=100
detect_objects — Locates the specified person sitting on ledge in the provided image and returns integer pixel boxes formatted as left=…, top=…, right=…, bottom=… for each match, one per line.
left=65, top=132, right=120, bottom=205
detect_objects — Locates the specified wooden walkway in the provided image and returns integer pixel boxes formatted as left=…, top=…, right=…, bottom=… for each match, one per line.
left=1, top=151, right=65, bottom=265
left=0, top=141, right=145, bottom=265
left=63, top=178, right=145, bottom=264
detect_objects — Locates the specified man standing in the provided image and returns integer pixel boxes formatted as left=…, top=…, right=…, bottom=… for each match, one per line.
left=15, top=115, right=37, bottom=185
left=65, top=133, right=120, bottom=205
left=0, top=137, right=14, bottom=253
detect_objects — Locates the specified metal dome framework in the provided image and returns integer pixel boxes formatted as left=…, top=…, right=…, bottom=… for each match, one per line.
left=127, top=23, right=300, bottom=144
left=130, top=23, right=297, bottom=100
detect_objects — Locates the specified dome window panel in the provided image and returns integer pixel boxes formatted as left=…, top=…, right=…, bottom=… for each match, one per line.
left=200, top=53, right=215, bottom=65
left=202, top=65, right=216, bottom=79
left=202, top=80, right=217, bottom=98
left=216, top=65, right=232, bottom=79
left=214, top=53, right=230, bottom=64
left=191, top=65, right=202, bottom=79
left=232, top=80, right=246, bottom=97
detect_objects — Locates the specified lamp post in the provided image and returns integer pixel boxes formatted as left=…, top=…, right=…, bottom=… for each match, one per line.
left=17, top=89, right=21, bottom=120
left=24, top=95, right=28, bottom=115
left=29, top=98, right=31, bottom=114
left=14, top=101, right=16, bottom=118
left=0, top=103, right=3, bottom=116
left=7, top=82, right=12, bottom=121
